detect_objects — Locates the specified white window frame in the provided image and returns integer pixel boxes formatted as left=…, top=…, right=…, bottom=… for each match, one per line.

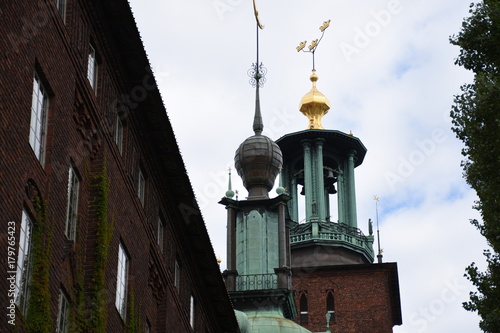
left=115, top=243, right=129, bottom=319
left=54, top=0, right=66, bottom=22
left=189, top=294, right=195, bottom=329
left=65, top=165, right=79, bottom=240
left=174, top=260, right=180, bottom=291
left=115, top=116, right=123, bottom=154
left=15, top=210, right=33, bottom=314
left=56, top=290, right=70, bottom=333
left=137, top=167, right=145, bottom=205
left=87, top=44, right=97, bottom=90
left=29, top=73, right=48, bottom=164
left=157, top=217, right=164, bottom=252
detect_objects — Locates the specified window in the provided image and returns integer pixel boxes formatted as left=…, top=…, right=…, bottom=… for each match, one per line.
left=115, top=116, right=123, bottom=154
left=54, top=0, right=66, bottom=22
left=299, top=293, right=308, bottom=324
left=189, top=294, right=195, bottom=329
left=174, top=260, right=180, bottom=291
left=157, top=217, right=164, bottom=252
left=56, top=290, right=70, bottom=333
left=65, top=165, right=79, bottom=240
left=326, top=291, right=335, bottom=321
left=29, top=73, right=48, bottom=164
left=87, top=44, right=97, bottom=90
left=137, top=167, right=145, bottom=205
left=15, top=210, right=33, bottom=314
left=115, top=243, right=129, bottom=318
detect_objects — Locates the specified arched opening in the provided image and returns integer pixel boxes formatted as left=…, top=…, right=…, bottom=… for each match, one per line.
left=326, top=291, right=335, bottom=322
left=299, top=292, right=308, bottom=324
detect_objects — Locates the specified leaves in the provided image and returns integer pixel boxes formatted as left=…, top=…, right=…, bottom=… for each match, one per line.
left=451, top=1, right=500, bottom=332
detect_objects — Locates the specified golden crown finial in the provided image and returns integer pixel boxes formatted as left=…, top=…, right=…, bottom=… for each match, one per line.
left=296, top=19, right=331, bottom=70
left=296, top=41, right=306, bottom=52
left=319, top=19, right=331, bottom=32
left=308, top=39, right=318, bottom=51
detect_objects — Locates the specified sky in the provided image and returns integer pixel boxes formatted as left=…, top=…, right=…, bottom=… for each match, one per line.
left=128, top=1, right=488, bottom=332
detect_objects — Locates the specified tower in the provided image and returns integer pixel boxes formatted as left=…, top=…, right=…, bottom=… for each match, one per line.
left=219, top=2, right=311, bottom=332
left=275, top=24, right=402, bottom=332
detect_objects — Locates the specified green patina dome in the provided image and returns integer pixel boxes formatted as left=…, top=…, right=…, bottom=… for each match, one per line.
left=236, top=309, right=312, bottom=333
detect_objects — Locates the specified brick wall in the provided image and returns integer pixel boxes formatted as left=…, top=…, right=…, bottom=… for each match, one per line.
left=292, top=264, right=400, bottom=333
left=0, top=1, right=238, bottom=332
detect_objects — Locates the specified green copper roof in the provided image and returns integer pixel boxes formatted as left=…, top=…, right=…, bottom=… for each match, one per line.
left=236, top=309, right=312, bottom=333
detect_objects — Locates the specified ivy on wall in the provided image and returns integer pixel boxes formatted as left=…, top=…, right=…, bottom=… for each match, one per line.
left=26, top=195, right=53, bottom=333
left=73, top=158, right=114, bottom=332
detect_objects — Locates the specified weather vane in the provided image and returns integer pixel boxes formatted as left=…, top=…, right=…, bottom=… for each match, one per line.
left=248, top=0, right=266, bottom=88
left=296, top=19, right=331, bottom=70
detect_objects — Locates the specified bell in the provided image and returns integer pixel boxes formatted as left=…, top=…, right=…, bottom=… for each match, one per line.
left=297, top=172, right=305, bottom=185
left=327, top=184, right=337, bottom=194
left=300, top=186, right=305, bottom=195
left=326, top=170, right=335, bottom=181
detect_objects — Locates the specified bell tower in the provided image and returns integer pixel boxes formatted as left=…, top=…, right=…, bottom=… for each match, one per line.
left=278, top=22, right=374, bottom=266
left=276, top=21, right=401, bottom=333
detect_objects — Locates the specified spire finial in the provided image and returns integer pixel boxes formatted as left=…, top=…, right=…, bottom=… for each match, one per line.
left=374, top=195, right=383, bottom=263
left=247, top=0, right=267, bottom=135
left=296, top=19, right=331, bottom=71
left=225, top=168, right=235, bottom=198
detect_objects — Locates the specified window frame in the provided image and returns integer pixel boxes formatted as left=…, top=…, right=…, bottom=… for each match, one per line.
left=15, top=209, right=33, bottom=315
left=54, top=0, right=67, bottom=22
left=157, top=217, right=164, bottom=253
left=115, top=243, right=129, bottom=319
left=114, top=115, right=123, bottom=154
left=65, top=165, right=79, bottom=240
left=29, top=72, right=48, bottom=165
left=189, top=294, right=195, bottom=329
left=137, top=167, right=145, bottom=206
left=87, top=44, right=98, bottom=91
left=174, top=260, right=180, bottom=292
left=56, top=289, right=70, bottom=333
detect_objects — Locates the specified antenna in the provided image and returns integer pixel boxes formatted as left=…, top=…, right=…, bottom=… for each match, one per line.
left=374, top=195, right=383, bottom=263
left=248, top=0, right=267, bottom=135
left=296, top=19, right=331, bottom=70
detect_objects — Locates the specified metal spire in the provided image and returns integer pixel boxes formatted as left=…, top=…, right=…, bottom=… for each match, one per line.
left=374, top=195, right=383, bottom=263
left=248, top=0, right=267, bottom=135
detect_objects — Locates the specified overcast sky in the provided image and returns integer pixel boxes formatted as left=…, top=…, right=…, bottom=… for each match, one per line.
left=128, top=1, right=487, bottom=332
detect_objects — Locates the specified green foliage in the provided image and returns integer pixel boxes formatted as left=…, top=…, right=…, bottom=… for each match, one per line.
left=126, top=288, right=144, bottom=333
left=72, top=159, right=113, bottom=333
left=88, top=159, right=114, bottom=332
left=26, top=196, right=53, bottom=333
left=450, top=1, right=500, bottom=331
left=464, top=251, right=500, bottom=332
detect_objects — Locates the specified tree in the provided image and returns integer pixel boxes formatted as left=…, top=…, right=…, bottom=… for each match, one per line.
left=450, top=1, right=500, bottom=332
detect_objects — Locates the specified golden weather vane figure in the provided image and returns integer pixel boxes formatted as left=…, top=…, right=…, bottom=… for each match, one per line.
left=297, top=19, right=331, bottom=70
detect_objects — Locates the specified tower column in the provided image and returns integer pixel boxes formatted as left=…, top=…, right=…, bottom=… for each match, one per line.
left=290, top=173, right=299, bottom=221
left=314, top=139, right=326, bottom=220
left=302, top=140, right=314, bottom=222
left=346, top=150, right=358, bottom=228
left=278, top=202, right=287, bottom=268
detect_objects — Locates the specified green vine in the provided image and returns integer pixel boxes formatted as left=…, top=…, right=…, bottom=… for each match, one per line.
left=26, top=195, right=53, bottom=333
left=126, top=287, right=144, bottom=333
left=72, top=158, right=113, bottom=332
left=88, top=158, right=114, bottom=332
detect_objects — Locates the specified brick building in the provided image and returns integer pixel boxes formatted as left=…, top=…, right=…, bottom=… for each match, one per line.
left=0, top=0, right=239, bottom=332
